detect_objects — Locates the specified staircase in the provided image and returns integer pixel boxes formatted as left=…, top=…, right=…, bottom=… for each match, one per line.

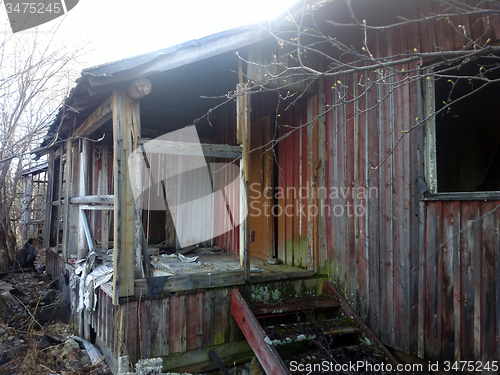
left=231, top=281, right=398, bottom=374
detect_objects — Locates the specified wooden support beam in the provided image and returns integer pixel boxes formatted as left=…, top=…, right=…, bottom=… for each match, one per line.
left=80, top=205, right=114, bottom=210
left=112, top=88, right=135, bottom=304
left=126, top=78, right=152, bottom=100
left=134, top=270, right=244, bottom=297
left=236, top=83, right=251, bottom=181
left=161, top=341, right=252, bottom=374
left=236, top=82, right=250, bottom=281
left=70, top=195, right=114, bottom=204
left=231, top=289, right=290, bottom=375
left=90, top=142, right=96, bottom=249
left=132, top=101, right=144, bottom=278
left=80, top=207, right=95, bottom=251
left=139, top=139, right=242, bottom=159
left=74, top=96, right=113, bottom=138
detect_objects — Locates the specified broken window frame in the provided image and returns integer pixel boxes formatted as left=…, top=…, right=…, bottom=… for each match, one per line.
left=423, top=66, right=500, bottom=201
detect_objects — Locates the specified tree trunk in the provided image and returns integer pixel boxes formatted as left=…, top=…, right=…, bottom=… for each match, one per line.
left=0, top=213, right=17, bottom=266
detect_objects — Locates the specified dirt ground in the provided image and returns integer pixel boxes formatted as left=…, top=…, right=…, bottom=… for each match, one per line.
left=0, top=245, right=110, bottom=375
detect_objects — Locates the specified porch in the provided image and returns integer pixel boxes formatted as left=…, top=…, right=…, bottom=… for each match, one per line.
left=46, top=247, right=317, bottom=373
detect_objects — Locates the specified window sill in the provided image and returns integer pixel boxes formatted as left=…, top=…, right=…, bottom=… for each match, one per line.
left=422, top=191, right=500, bottom=201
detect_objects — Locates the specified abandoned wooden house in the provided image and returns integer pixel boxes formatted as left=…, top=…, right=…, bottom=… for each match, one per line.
left=41, top=0, right=500, bottom=373
left=19, top=162, right=48, bottom=246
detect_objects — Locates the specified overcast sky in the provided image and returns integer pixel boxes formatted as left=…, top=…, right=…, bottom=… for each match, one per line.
left=1, top=0, right=297, bottom=70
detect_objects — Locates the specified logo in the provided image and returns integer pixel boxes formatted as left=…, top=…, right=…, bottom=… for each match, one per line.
left=128, top=126, right=247, bottom=248
left=4, top=0, right=79, bottom=33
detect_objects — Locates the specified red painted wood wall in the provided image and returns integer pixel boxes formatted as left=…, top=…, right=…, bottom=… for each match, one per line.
left=321, top=0, right=500, bottom=365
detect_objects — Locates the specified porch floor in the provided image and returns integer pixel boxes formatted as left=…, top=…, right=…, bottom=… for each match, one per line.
left=151, top=250, right=315, bottom=282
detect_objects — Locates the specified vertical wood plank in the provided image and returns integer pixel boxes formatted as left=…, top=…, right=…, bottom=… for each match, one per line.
left=366, top=64, right=381, bottom=338
left=460, top=201, right=475, bottom=362
left=277, top=112, right=286, bottom=262
left=377, top=26, right=395, bottom=346
left=472, top=201, right=481, bottom=362
left=452, top=202, right=462, bottom=363
left=345, top=70, right=356, bottom=308
left=292, top=102, right=301, bottom=267
left=149, top=298, right=162, bottom=357
left=163, top=297, right=170, bottom=356
left=203, top=289, right=215, bottom=347
left=324, top=77, right=335, bottom=278
left=336, top=68, right=346, bottom=296
left=441, top=202, right=457, bottom=361
left=139, top=299, right=151, bottom=360
left=186, top=293, right=198, bottom=350
left=285, top=107, right=294, bottom=266
left=480, top=201, right=497, bottom=372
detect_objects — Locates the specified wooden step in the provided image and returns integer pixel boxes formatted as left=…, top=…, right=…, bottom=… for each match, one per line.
left=250, top=295, right=341, bottom=318
left=263, top=318, right=362, bottom=344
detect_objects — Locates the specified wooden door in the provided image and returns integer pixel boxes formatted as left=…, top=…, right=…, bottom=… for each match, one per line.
left=247, top=116, right=274, bottom=260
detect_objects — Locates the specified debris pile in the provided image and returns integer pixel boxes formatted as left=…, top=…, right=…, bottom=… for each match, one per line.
left=0, top=244, right=111, bottom=374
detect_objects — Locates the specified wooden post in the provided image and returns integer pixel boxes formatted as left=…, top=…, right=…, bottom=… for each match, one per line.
left=133, top=100, right=144, bottom=278
left=43, top=150, right=54, bottom=248
left=101, top=138, right=110, bottom=250
left=237, top=83, right=251, bottom=281
left=77, top=139, right=90, bottom=260
left=112, top=88, right=136, bottom=303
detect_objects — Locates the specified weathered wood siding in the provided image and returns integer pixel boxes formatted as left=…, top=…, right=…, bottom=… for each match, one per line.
left=92, top=286, right=244, bottom=372
left=322, top=0, right=500, bottom=364
left=46, top=247, right=65, bottom=278
left=91, top=278, right=324, bottom=372
left=214, top=102, right=240, bottom=253
left=419, top=200, right=500, bottom=363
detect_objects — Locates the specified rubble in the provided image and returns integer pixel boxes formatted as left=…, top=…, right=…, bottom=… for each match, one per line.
left=0, top=243, right=111, bottom=374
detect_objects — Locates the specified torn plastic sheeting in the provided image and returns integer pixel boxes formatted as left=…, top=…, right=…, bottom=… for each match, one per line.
left=85, top=264, right=113, bottom=312
left=150, top=258, right=175, bottom=275
left=87, top=264, right=113, bottom=289
left=71, top=335, right=104, bottom=366
left=146, top=276, right=170, bottom=299
left=76, top=251, right=113, bottom=313
left=12, top=242, right=38, bottom=270
left=178, top=253, right=198, bottom=262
